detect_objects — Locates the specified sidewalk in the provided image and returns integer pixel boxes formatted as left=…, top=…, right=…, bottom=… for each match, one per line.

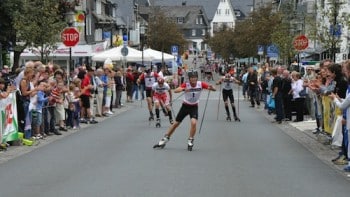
left=255, top=105, right=350, bottom=179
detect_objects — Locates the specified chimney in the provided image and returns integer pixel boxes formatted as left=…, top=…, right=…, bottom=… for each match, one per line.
left=182, top=1, right=186, bottom=6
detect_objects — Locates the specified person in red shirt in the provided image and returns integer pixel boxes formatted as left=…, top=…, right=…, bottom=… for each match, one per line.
left=80, top=67, right=94, bottom=123
left=125, top=67, right=134, bottom=102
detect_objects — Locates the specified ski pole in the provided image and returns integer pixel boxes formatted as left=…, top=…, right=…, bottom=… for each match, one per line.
left=237, top=83, right=240, bottom=115
left=216, top=83, right=222, bottom=120
left=199, top=90, right=211, bottom=134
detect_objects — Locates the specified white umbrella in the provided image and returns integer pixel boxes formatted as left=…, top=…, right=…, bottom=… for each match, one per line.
left=143, top=48, right=176, bottom=62
left=92, top=46, right=153, bottom=62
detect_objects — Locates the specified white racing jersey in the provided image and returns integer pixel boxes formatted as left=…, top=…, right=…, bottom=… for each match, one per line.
left=183, top=81, right=205, bottom=105
left=144, top=72, right=156, bottom=89
left=221, top=77, right=235, bottom=90
left=152, top=82, right=170, bottom=95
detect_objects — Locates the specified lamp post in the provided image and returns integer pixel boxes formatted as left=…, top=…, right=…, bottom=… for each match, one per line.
left=140, top=24, right=145, bottom=66
left=65, top=9, right=75, bottom=81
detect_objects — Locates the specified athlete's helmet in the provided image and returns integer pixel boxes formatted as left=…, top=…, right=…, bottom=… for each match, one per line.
left=188, top=70, right=198, bottom=78
left=157, top=77, right=165, bottom=84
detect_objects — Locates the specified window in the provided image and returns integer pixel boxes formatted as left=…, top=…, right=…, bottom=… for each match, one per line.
left=96, top=0, right=102, bottom=14
left=192, top=29, right=196, bottom=36
left=216, top=9, right=221, bottom=15
left=221, top=0, right=226, bottom=2
left=196, top=18, right=199, bottom=24
left=177, top=17, right=184, bottom=24
left=202, top=29, right=205, bottom=36
left=225, top=9, right=230, bottom=15
left=200, top=17, right=203, bottom=24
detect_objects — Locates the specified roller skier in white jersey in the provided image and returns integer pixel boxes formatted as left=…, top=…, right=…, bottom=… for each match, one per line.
left=153, top=70, right=216, bottom=151
left=137, top=66, right=159, bottom=121
left=216, top=73, right=241, bottom=121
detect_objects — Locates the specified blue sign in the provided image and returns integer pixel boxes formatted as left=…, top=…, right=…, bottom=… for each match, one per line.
left=103, top=32, right=111, bottom=39
left=330, top=24, right=342, bottom=37
left=257, top=45, right=264, bottom=55
left=207, top=48, right=212, bottom=59
left=171, top=45, right=178, bottom=56
left=267, top=44, right=279, bottom=58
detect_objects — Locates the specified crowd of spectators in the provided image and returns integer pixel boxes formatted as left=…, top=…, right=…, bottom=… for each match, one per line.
left=0, top=61, right=128, bottom=145
left=239, top=59, right=350, bottom=171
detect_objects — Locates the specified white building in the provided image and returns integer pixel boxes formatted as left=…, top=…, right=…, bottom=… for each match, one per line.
left=211, top=0, right=236, bottom=36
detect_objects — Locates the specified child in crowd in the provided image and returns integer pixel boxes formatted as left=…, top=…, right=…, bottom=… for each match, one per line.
left=31, top=81, right=48, bottom=139
left=64, top=84, right=76, bottom=129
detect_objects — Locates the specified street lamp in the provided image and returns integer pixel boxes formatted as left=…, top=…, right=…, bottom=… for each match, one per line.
left=140, top=24, right=145, bottom=66
left=65, top=9, right=75, bottom=80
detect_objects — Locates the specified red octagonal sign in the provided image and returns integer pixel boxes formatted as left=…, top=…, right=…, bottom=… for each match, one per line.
left=61, top=27, right=80, bottom=47
left=293, top=35, right=309, bottom=51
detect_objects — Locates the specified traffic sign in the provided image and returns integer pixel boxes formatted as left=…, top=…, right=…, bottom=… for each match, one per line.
left=121, top=46, right=128, bottom=56
left=61, top=27, right=80, bottom=47
left=293, top=35, right=308, bottom=51
left=171, top=45, right=178, bottom=56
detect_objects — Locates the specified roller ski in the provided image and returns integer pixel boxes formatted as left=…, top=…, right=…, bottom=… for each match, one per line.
left=153, top=136, right=169, bottom=149
left=187, top=138, right=194, bottom=151
left=155, top=119, right=161, bottom=128
left=234, top=116, right=241, bottom=122
left=149, top=115, right=154, bottom=121
left=226, top=116, right=231, bottom=121
left=169, top=118, right=174, bottom=125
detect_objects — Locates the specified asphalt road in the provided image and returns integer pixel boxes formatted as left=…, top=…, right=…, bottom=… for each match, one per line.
left=0, top=85, right=349, bottom=197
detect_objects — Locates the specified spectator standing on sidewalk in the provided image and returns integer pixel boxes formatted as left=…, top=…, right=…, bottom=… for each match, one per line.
left=114, top=70, right=124, bottom=108
left=302, top=66, right=317, bottom=120
left=290, top=71, right=305, bottom=122
left=271, top=68, right=283, bottom=124
left=247, top=67, right=260, bottom=108
left=281, top=70, right=292, bottom=121
left=329, top=60, right=350, bottom=170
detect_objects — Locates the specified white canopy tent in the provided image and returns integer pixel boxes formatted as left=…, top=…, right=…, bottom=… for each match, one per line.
left=92, top=46, right=153, bottom=62
left=143, top=48, right=175, bottom=62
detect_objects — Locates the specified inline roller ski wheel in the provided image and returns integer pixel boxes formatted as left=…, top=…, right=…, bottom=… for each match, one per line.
left=153, top=136, right=169, bottom=149
left=149, top=116, right=154, bottom=121
left=235, top=117, right=241, bottom=122
left=155, top=119, right=161, bottom=128
left=187, top=138, right=194, bottom=151
left=226, top=116, right=231, bottom=121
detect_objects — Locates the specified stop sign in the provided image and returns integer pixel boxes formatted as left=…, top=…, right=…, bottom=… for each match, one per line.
left=293, top=35, right=308, bottom=51
left=61, top=27, right=80, bottom=47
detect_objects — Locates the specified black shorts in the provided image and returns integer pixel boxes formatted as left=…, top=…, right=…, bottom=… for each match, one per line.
left=80, top=95, right=90, bottom=108
left=175, top=104, right=198, bottom=122
left=146, top=89, right=152, bottom=98
left=222, top=89, right=234, bottom=103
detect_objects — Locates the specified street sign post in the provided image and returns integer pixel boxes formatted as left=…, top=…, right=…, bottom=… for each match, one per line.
left=61, top=27, right=80, bottom=83
left=293, top=35, right=308, bottom=51
left=121, top=46, right=128, bottom=56
left=171, top=45, right=178, bottom=56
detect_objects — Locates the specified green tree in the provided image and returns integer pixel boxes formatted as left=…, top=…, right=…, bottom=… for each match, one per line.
left=0, top=0, right=22, bottom=68
left=13, top=0, right=66, bottom=64
left=231, top=5, right=282, bottom=62
left=208, top=26, right=236, bottom=62
left=308, top=0, right=349, bottom=61
left=147, top=9, right=187, bottom=65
